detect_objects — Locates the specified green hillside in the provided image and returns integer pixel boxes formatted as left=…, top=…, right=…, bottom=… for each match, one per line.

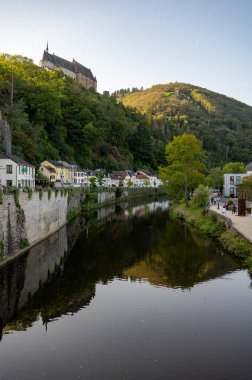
left=1, top=55, right=251, bottom=171
left=0, top=54, right=166, bottom=171
left=121, top=83, right=252, bottom=166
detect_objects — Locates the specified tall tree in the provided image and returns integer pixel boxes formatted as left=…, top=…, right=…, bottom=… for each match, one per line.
left=160, top=134, right=206, bottom=200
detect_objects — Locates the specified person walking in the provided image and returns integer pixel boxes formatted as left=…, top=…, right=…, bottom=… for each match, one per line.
left=232, top=204, right=237, bottom=214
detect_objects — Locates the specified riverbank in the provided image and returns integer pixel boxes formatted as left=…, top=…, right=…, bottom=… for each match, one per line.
left=0, top=186, right=167, bottom=265
left=170, top=202, right=252, bottom=272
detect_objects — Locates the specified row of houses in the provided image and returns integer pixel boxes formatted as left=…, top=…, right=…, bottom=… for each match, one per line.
left=2, top=150, right=251, bottom=195
left=0, top=153, right=161, bottom=190
left=40, top=160, right=161, bottom=188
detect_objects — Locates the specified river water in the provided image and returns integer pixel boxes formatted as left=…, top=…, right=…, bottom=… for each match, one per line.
left=0, top=200, right=252, bottom=379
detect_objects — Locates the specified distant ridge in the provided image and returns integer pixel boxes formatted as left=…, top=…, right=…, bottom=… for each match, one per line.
left=121, top=82, right=252, bottom=166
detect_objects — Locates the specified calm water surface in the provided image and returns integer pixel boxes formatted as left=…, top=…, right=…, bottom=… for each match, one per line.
left=0, top=200, right=252, bottom=380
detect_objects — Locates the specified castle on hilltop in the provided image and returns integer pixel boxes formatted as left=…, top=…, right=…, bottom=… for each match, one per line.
left=39, top=44, right=97, bottom=90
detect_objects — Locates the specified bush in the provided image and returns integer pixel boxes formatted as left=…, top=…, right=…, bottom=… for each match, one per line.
left=19, top=238, right=29, bottom=249
left=23, top=186, right=33, bottom=200
left=191, top=185, right=211, bottom=208
left=10, top=186, right=20, bottom=208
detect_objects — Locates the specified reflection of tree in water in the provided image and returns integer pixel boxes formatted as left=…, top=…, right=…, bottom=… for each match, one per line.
left=1, top=208, right=242, bottom=335
left=1, top=211, right=165, bottom=334
left=124, top=219, right=242, bottom=289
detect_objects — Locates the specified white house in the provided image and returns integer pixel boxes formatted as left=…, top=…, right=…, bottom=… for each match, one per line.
left=110, top=170, right=135, bottom=187
left=73, top=168, right=89, bottom=186
left=223, top=173, right=247, bottom=197
left=0, top=152, right=35, bottom=189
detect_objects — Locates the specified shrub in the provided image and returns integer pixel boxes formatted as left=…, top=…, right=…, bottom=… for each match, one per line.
left=10, top=186, right=20, bottom=208
left=19, top=238, right=29, bottom=249
left=24, top=186, right=33, bottom=200
left=191, top=185, right=211, bottom=208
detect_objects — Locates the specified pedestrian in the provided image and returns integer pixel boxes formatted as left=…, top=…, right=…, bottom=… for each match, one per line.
left=232, top=204, right=237, bottom=214
left=211, top=196, right=214, bottom=205
left=222, top=205, right=227, bottom=215
left=214, top=197, right=217, bottom=205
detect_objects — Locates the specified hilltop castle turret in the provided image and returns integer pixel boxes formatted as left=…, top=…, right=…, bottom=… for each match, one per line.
left=39, top=45, right=97, bottom=90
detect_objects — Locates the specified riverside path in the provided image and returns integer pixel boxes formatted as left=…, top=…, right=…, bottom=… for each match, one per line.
left=210, top=204, right=252, bottom=243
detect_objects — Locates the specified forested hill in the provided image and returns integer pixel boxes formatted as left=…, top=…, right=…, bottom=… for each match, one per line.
left=1, top=55, right=252, bottom=171
left=121, top=83, right=252, bottom=166
left=0, top=55, right=166, bottom=170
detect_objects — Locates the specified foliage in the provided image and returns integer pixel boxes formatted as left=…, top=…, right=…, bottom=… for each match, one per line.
left=10, top=186, right=20, bottom=208
left=19, top=238, right=29, bottom=249
left=239, top=175, right=252, bottom=201
left=89, top=177, right=97, bottom=187
left=0, top=54, right=165, bottom=171
left=206, top=167, right=223, bottom=189
left=220, top=231, right=252, bottom=261
left=222, top=162, right=246, bottom=174
left=191, top=185, right=211, bottom=208
left=23, top=186, right=33, bottom=199
left=121, top=82, right=252, bottom=167
left=36, top=171, right=50, bottom=185
left=171, top=202, right=252, bottom=272
left=159, top=134, right=206, bottom=200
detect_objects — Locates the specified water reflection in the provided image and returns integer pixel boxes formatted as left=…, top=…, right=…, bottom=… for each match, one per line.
left=0, top=199, right=243, bottom=337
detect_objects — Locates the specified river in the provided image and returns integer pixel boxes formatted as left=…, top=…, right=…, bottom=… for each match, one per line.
left=0, top=199, right=252, bottom=379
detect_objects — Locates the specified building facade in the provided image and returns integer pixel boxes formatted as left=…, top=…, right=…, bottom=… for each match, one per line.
left=40, top=160, right=74, bottom=186
left=223, top=173, right=247, bottom=197
left=39, top=48, right=97, bottom=90
left=0, top=152, right=35, bottom=189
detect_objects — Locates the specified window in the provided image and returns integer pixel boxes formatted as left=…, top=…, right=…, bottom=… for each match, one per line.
left=229, top=187, right=234, bottom=196
left=6, top=180, right=12, bottom=187
left=236, top=176, right=241, bottom=184
left=6, top=165, right=12, bottom=174
left=230, top=176, right=234, bottom=185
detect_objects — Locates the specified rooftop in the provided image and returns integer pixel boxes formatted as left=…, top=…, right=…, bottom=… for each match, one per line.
left=0, top=152, right=33, bottom=166
left=42, top=51, right=96, bottom=82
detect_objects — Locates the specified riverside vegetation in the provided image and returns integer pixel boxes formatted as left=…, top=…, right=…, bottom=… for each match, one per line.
left=159, top=134, right=252, bottom=272
left=169, top=193, right=252, bottom=273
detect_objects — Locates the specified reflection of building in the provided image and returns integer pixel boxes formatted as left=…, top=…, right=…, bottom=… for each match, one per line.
left=0, top=152, right=35, bottom=189
left=39, top=46, right=97, bottom=90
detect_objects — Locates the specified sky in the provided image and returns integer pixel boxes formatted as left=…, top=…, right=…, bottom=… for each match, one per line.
left=1, top=0, right=252, bottom=105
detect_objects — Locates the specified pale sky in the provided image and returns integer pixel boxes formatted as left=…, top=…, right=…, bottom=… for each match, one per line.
left=1, top=0, right=252, bottom=105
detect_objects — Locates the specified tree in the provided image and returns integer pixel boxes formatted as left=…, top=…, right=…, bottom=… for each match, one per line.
left=206, top=167, right=223, bottom=189
left=222, top=162, right=246, bottom=174
left=191, top=185, right=212, bottom=208
left=159, top=134, right=206, bottom=200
